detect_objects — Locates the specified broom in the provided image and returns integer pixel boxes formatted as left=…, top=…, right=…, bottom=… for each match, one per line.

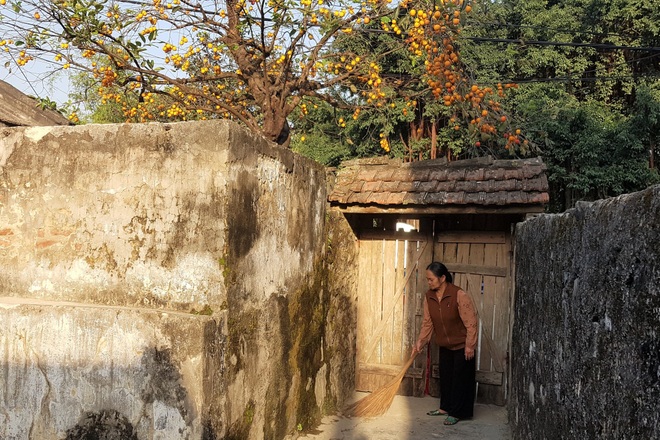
left=343, top=355, right=416, bottom=418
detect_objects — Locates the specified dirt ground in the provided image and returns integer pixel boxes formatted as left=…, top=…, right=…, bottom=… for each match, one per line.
left=295, top=393, right=512, bottom=440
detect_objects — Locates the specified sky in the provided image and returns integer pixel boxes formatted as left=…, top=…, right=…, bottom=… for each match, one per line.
left=2, top=62, right=74, bottom=108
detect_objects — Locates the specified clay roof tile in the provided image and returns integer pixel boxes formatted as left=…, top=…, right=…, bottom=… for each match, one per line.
left=386, top=192, right=407, bottom=204
left=374, top=168, right=396, bottom=181
left=391, top=168, right=415, bottom=182
left=447, top=169, right=467, bottom=181
left=429, top=168, right=450, bottom=182
left=465, top=168, right=485, bottom=181
left=381, top=181, right=401, bottom=192
left=436, top=180, right=457, bottom=192
left=362, top=181, right=383, bottom=192
left=403, top=192, right=427, bottom=204
left=368, top=192, right=391, bottom=205
left=328, top=156, right=549, bottom=210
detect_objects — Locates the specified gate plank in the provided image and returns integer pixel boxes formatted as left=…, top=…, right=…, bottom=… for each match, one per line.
left=373, top=239, right=385, bottom=365
left=361, top=241, right=428, bottom=365
left=476, top=370, right=504, bottom=386
left=382, top=239, right=397, bottom=365
left=359, top=362, right=424, bottom=379
left=445, top=263, right=507, bottom=277
left=408, top=239, right=432, bottom=397
left=356, top=239, right=371, bottom=363
left=494, top=235, right=512, bottom=368
left=432, top=231, right=511, bottom=406
left=481, top=243, right=499, bottom=372
left=442, top=242, right=458, bottom=264
left=437, top=231, right=506, bottom=244
left=356, top=239, right=375, bottom=391
left=391, top=239, right=407, bottom=364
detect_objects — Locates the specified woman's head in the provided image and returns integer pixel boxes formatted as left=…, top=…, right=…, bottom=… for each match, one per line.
left=426, top=261, right=453, bottom=285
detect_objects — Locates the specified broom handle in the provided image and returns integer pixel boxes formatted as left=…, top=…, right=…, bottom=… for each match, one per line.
left=394, top=355, right=416, bottom=382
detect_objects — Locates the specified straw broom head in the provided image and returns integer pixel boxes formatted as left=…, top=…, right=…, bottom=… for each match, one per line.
left=343, top=355, right=416, bottom=418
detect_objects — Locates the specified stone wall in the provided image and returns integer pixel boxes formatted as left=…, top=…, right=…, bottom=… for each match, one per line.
left=511, top=185, right=660, bottom=439
left=0, top=120, right=357, bottom=439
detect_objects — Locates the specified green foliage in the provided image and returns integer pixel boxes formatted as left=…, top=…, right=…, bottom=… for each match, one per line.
left=454, top=0, right=660, bottom=211
left=290, top=101, right=356, bottom=166
left=296, top=0, right=660, bottom=208
left=527, top=98, right=657, bottom=211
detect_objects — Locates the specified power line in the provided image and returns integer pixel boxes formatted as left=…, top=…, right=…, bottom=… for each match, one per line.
left=468, top=20, right=631, bottom=39
left=360, top=28, right=660, bottom=52
left=504, top=74, right=660, bottom=84
left=463, top=37, right=660, bottom=52
left=459, top=44, right=660, bottom=82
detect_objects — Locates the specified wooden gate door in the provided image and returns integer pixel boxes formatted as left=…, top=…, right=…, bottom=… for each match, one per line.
left=433, top=231, right=511, bottom=405
left=355, top=233, right=433, bottom=396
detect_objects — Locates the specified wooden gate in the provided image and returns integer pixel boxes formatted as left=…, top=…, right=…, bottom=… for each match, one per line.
left=432, top=231, right=511, bottom=405
left=355, top=232, right=433, bottom=396
left=355, top=229, right=512, bottom=404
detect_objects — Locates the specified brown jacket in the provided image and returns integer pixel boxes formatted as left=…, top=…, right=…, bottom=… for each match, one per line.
left=415, top=283, right=478, bottom=351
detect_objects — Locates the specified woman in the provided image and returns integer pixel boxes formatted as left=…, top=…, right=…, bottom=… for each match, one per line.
left=411, top=261, right=478, bottom=425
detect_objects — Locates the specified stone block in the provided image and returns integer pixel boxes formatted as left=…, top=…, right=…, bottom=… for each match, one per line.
left=0, top=299, right=225, bottom=439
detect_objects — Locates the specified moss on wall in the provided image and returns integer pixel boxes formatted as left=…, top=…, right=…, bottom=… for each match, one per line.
left=225, top=400, right=255, bottom=440
left=289, top=260, right=326, bottom=433
left=225, top=307, right=261, bottom=373
left=259, top=258, right=328, bottom=439
left=322, top=209, right=358, bottom=409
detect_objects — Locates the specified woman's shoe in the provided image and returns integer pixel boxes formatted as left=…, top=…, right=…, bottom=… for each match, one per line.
left=443, top=416, right=460, bottom=425
left=426, top=409, right=448, bottom=416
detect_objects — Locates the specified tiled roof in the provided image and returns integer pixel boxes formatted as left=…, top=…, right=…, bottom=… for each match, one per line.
left=0, top=80, right=72, bottom=127
left=328, top=156, right=549, bottom=211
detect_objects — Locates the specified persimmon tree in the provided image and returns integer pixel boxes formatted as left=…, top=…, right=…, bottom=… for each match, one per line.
left=290, top=2, right=528, bottom=161
left=0, top=0, right=522, bottom=151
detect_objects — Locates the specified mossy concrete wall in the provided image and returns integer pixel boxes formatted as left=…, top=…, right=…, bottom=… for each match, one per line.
left=0, top=120, right=357, bottom=439
left=322, top=209, right=358, bottom=412
left=511, top=185, right=660, bottom=439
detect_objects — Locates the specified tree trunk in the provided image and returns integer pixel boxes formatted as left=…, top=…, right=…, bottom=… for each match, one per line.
left=261, top=102, right=290, bottom=146
left=650, top=140, right=656, bottom=170
left=430, top=121, right=437, bottom=160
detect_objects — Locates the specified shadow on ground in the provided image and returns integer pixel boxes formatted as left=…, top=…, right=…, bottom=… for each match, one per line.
left=295, top=393, right=512, bottom=440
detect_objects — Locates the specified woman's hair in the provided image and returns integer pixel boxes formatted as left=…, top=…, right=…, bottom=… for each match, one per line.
left=426, top=261, right=453, bottom=284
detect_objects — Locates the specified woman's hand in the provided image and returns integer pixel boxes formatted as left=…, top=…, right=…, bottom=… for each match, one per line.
left=464, top=347, right=475, bottom=360
left=411, top=344, right=420, bottom=357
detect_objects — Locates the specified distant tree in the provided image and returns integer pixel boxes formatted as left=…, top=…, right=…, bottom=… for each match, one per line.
left=629, top=84, right=660, bottom=171
left=456, top=0, right=660, bottom=211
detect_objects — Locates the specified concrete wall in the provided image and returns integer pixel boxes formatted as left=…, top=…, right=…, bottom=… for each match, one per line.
left=0, top=120, right=356, bottom=439
left=322, top=210, right=358, bottom=412
left=511, top=185, right=660, bottom=439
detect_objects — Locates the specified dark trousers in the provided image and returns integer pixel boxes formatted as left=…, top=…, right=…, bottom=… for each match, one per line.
left=438, top=347, right=476, bottom=419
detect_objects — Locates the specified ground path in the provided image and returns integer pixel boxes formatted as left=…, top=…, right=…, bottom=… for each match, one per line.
left=294, top=393, right=511, bottom=440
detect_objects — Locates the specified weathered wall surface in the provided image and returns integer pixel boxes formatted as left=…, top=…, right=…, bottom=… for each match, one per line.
left=0, top=122, right=231, bottom=311
left=0, top=300, right=223, bottom=439
left=322, top=209, right=358, bottom=412
left=511, top=185, right=660, bottom=439
left=0, top=120, right=355, bottom=439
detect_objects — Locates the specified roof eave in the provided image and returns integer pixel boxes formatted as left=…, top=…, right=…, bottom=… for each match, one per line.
left=330, top=203, right=546, bottom=215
